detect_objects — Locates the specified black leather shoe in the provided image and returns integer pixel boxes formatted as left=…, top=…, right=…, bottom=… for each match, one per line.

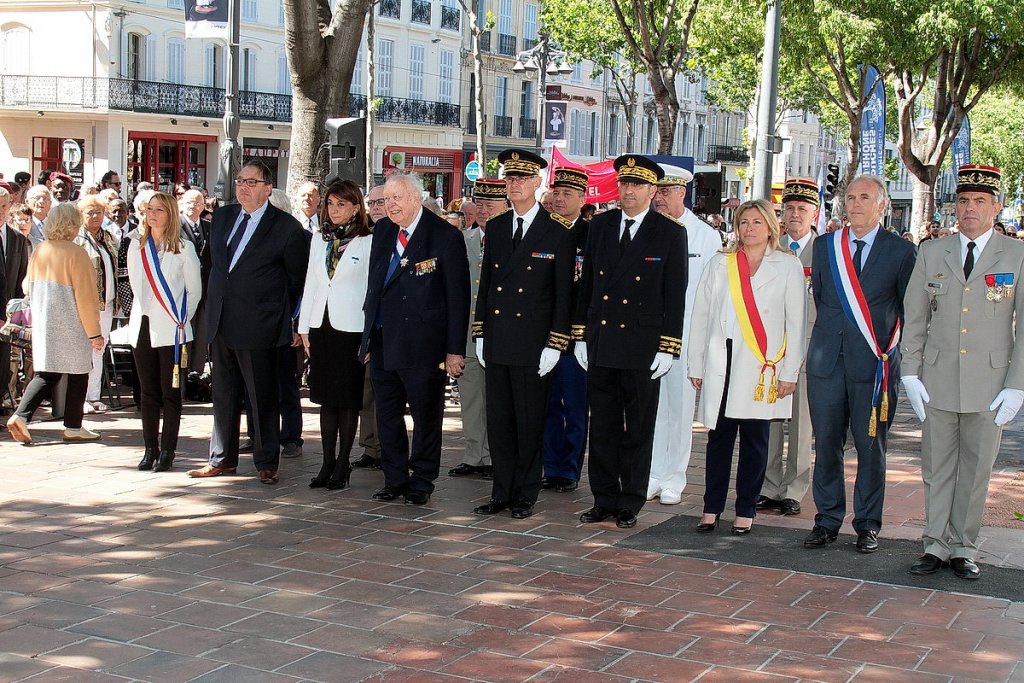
left=309, top=476, right=329, bottom=489
left=138, top=447, right=158, bottom=471
left=372, top=486, right=405, bottom=501
left=951, top=557, right=981, bottom=580
left=856, top=530, right=879, bottom=554
left=352, top=454, right=379, bottom=469
left=153, top=450, right=175, bottom=472
left=756, top=495, right=781, bottom=510
left=511, top=500, right=535, bottom=519
left=579, top=506, right=613, bottom=523
left=480, top=466, right=494, bottom=480
left=449, top=463, right=483, bottom=477
left=326, top=470, right=352, bottom=490
left=780, top=498, right=801, bottom=515
left=616, top=509, right=637, bottom=529
left=540, top=476, right=556, bottom=489
left=696, top=515, right=719, bottom=533
left=909, top=553, right=949, bottom=575
left=555, top=479, right=579, bottom=493
left=473, top=500, right=510, bottom=515
left=404, top=491, right=430, bottom=505
left=803, top=525, right=838, bottom=548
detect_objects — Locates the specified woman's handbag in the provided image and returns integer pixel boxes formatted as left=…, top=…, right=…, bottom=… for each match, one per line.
left=0, top=298, right=32, bottom=350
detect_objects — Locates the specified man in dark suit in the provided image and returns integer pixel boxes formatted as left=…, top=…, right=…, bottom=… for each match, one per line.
left=360, top=174, right=470, bottom=505
left=573, top=155, right=688, bottom=529
left=187, top=162, right=308, bottom=484
left=472, top=150, right=577, bottom=519
left=179, top=189, right=212, bottom=372
left=804, top=175, right=917, bottom=552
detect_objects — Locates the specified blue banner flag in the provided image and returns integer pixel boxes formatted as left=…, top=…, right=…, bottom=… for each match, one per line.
left=858, top=65, right=885, bottom=177
left=951, top=115, right=971, bottom=176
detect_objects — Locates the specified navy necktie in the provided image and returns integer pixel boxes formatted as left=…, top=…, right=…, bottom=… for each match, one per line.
left=513, top=217, right=524, bottom=251
left=227, top=213, right=250, bottom=265
left=620, top=219, right=635, bottom=255
left=853, top=239, right=865, bottom=275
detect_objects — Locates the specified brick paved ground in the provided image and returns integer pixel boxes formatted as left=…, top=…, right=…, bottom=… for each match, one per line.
left=0, top=397, right=1022, bottom=682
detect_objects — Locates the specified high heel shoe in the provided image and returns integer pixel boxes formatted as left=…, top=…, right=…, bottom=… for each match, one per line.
left=309, top=476, right=329, bottom=488
left=696, top=515, right=719, bottom=533
left=731, top=517, right=754, bottom=535
left=153, top=450, right=175, bottom=472
left=138, top=447, right=159, bottom=471
left=326, top=468, right=352, bottom=491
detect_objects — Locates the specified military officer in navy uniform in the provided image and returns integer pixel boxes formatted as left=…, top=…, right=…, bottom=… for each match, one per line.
left=573, top=155, right=688, bottom=529
left=472, top=150, right=577, bottom=519
left=541, top=167, right=591, bottom=493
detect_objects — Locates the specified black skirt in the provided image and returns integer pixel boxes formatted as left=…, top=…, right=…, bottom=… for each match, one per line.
left=307, top=311, right=365, bottom=408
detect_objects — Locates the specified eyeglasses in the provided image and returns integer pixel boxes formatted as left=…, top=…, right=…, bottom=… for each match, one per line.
left=234, top=178, right=269, bottom=187
left=367, top=199, right=386, bottom=207
left=505, top=176, right=536, bottom=185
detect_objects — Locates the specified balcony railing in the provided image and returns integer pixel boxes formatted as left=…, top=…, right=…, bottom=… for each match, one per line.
left=478, top=31, right=491, bottom=53
left=518, top=117, right=537, bottom=139
left=0, top=75, right=292, bottom=122
left=493, top=115, right=512, bottom=137
left=350, top=94, right=462, bottom=127
left=379, top=0, right=400, bottom=19
left=498, top=34, right=517, bottom=56
left=411, top=0, right=431, bottom=24
left=707, top=145, right=750, bottom=164
left=440, top=6, right=460, bottom=31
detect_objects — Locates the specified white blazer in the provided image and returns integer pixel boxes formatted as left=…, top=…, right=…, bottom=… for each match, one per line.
left=126, top=236, right=203, bottom=348
left=298, top=233, right=372, bottom=334
left=688, top=248, right=807, bottom=430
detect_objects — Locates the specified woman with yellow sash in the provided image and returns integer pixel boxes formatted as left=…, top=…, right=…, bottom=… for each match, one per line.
left=688, top=199, right=807, bottom=534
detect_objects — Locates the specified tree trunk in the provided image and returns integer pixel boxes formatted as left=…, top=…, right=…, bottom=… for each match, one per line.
left=832, top=113, right=861, bottom=219
left=366, top=9, right=375, bottom=186
left=649, top=70, right=679, bottom=154
left=471, top=30, right=487, bottom=169
left=910, top=173, right=937, bottom=237
left=288, top=84, right=331, bottom=196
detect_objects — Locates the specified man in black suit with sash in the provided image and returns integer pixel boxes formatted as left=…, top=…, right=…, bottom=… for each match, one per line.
left=361, top=174, right=470, bottom=506
left=573, top=155, right=688, bottom=529
left=471, top=149, right=577, bottom=519
left=803, top=175, right=916, bottom=552
left=188, top=162, right=308, bottom=484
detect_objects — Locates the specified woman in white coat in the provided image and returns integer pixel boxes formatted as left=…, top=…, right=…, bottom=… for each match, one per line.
left=127, top=192, right=202, bottom=472
left=298, top=180, right=373, bottom=491
left=688, top=199, right=806, bottom=534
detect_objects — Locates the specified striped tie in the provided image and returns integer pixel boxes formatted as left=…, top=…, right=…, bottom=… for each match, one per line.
left=385, top=229, right=410, bottom=282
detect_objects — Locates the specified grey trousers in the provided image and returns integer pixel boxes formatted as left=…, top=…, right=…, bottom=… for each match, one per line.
left=458, top=355, right=490, bottom=466
left=763, top=370, right=812, bottom=502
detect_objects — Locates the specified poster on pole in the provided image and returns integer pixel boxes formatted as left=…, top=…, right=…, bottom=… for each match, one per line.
left=185, top=1, right=229, bottom=39
left=544, top=102, right=568, bottom=147
left=858, top=65, right=885, bottom=177
left=951, top=115, right=971, bottom=176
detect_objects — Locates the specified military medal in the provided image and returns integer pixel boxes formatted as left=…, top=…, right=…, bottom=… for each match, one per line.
left=986, top=274, right=1001, bottom=301
left=400, top=257, right=408, bottom=268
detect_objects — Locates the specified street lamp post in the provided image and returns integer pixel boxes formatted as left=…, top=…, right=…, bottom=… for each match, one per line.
left=216, top=0, right=241, bottom=202
left=513, top=29, right=573, bottom=152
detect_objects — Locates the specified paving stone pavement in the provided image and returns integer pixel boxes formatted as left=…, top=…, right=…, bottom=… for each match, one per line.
left=0, top=396, right=1022, bottom=682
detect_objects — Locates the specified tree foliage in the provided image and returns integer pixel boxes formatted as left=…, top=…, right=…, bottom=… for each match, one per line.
left=969, top=88, right=1024, bottom=204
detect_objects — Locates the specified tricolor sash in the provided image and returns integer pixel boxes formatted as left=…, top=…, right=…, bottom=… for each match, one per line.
left=826, top=228, right=900, bottom=436
left=726, top=251, right=787, bottom=403
left=140, top=237, right=188, bottom=388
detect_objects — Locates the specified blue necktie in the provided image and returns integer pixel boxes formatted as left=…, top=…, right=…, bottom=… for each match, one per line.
left=385, top=229, right=410, bottom=283
left=226, top=213, right=250, bottom=266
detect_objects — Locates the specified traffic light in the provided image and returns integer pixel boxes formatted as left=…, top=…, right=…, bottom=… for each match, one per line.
left=824, top=163, right=840, bottom=216
left=325, top=117, right=367, bottom=186
left=692, top=172, right=723, bottom=215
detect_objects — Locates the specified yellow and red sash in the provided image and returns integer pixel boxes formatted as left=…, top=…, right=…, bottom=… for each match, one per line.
left=726, top=251, right=787, bottom=403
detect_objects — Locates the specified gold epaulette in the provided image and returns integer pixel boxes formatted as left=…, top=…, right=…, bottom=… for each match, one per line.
left=659, top=210, right=683, bottom=226
left=550, top=212, right=574, bottom=229
left=659, top=335, right=683, bottom=357
left=490, top=208, right=511, bottom=221
left=471, top=320, right=484, bottom=339
left=547, top=331, right=570, bottom=352
left=571, top=324, right=587, bottom=342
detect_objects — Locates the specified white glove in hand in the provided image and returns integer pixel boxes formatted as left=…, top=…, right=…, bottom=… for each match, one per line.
left=900, top=376, right=930, bottom=422
left=475, top=338, right=486, bottom=368
left=538, top=347, right=561, bottom=377
left=574, top=341, right=588, bottom=371
left=989, top=388, right=1024, bottom=426
left=650, top=352, right=673, bottom=380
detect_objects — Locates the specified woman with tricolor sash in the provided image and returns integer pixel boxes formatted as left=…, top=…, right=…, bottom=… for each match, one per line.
left=688, top=199, right=807, bottom=534
left=126, top=192, right=202, bottom=473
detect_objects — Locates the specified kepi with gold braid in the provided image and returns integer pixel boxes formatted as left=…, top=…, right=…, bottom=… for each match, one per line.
left=474, top=178, right=508, bottom=201
left=551, top=167, right=589, bottom=193
left=498, top=148, right=547, bottom=177
left=782, top=177, right=820, bottom=207
left=614, top=154, right=664, bottom=185
left=956, top=164, right=1001, bottom=196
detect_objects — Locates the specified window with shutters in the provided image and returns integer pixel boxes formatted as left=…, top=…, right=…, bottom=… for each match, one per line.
left=524, top=3, right=538, bottom=46
left=409, top=44, right=425, bottom=100
left=377, top=39, right=393, bottom=96
left=1, top=26, right=30, bottom=75
left=127, top=32, right=144, bottom=81
left=438, top=49, right=454, bottom=103
left=352, top=45, right=364, bottom=94
left=166, top=38, right=185, bottom=83
left=242, top=48, right=256, bottom=91
left=205, top=43, right=223, bottom=87
left=242, top=0, right=258, bottom=21
left=277, top=53, right=289, bottom=94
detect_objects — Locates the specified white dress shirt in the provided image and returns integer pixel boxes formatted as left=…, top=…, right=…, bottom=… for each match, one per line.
left=512, top=202, right=541, bottom=239
left=959, top=228, right=993, bottom=267
left=227, top=200, right=269, bottom=271
left=620, top=207, right=649, bottom=239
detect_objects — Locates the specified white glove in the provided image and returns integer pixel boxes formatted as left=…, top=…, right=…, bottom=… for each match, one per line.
left=574, top=341, right=588, bottom=371
left=538, top=347, right=560, bottom=377
left=650, top=352, right=673, bottom=380
left=475, top=338, right=485, bottom=368
left=990, top=387, right=1024, bottom=426
left=900, top=376, right=930, bottom=422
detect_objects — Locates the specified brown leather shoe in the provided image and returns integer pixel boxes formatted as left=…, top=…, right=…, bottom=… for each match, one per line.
left=187, top=465, right=237, bottom=478
left=258, top=469, right=280, bottom=485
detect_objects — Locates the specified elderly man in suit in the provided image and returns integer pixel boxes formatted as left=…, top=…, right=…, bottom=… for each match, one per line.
left=188, top=162, right=309, bottom=484
left=361, top=173, right=470, bottom=506
left=804, top=175, right=917, bottom=553
left=25, top=185, right=50, bottom=247
left=901, top=165, right=1024, bottom=580
left=647, top=164, right=722, bottom=506
left=573, top=154, right=688, bottom=529
left=758, top=178, right=819, bottom=516
left=472, top=149, right=577, bottom=520
left=449, top=178, right=507, bottom=481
